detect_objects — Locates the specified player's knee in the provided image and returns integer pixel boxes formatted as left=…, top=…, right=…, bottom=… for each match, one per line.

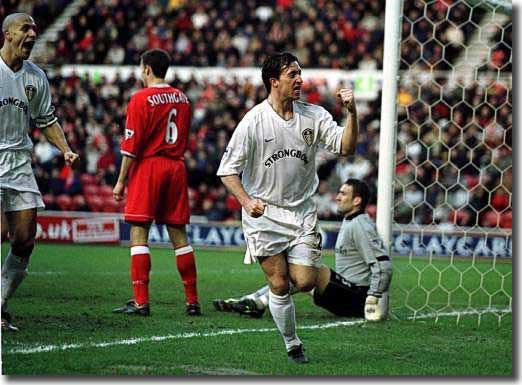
left=292, top=278, right=316, bottom=293
left=10, top=234, right=35, bottom=259
left=268, top=275, right=289, bottom=295
left=313, top=270, right=366, bottom=317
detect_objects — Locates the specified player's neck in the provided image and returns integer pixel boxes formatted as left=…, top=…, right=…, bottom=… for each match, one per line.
left=0, top=46, right=23, bottom=72
left=344, top=208, right=364, bottom=220
left=146, top=77, right=167, bottom=87
left=267, top=95, right=294, bottom=121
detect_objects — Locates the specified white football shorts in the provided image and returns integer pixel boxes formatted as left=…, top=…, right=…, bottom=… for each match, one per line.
left=242, top=199, right=322, bottom=267
left=0, top=188, right=45, bottom=212
left=0, top=150, right=45, bottom=212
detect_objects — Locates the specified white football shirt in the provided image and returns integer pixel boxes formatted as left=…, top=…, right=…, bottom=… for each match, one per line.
left=217, top=99, right=344, bottom=208
left=0, top=56, right=57, bottom=152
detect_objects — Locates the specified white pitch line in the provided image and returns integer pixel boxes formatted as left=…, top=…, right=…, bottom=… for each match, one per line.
left=4, top=308, right=511, bottom=355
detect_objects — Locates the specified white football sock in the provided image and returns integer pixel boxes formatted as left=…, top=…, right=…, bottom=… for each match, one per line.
left=1, top=250, right=29, bottom=309
left=268, top=290, right=302, bottom=351
left=244, top=282, right=300, bottom=310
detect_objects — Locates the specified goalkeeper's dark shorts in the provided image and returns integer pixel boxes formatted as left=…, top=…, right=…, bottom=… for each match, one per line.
left=313, top=269, right=369, bottom=317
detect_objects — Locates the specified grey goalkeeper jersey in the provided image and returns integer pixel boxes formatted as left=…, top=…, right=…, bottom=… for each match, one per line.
left=335, top=212, right=391, bottom=296
left=0, top=56, right=57, bottom=152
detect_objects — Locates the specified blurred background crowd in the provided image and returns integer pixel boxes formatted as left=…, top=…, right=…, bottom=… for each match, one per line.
left=0, top=0, right=512, bottom=229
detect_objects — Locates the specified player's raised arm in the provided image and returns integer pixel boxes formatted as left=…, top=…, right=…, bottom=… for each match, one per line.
left=337, top=88, right=359, bottom=156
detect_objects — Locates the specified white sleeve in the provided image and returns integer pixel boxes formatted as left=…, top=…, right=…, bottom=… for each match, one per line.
left=33, top=75, right=57, bottom=128
left=216, top=118, right=250, bottom=176
left=317, top=107, right=344, bottom=154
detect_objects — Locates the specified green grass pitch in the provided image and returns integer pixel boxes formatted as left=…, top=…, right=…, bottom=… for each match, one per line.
left=1, top=243, right=512, bottom=376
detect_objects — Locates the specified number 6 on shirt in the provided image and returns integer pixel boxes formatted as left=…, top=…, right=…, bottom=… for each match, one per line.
left=166, top=107, right=178, bottom=144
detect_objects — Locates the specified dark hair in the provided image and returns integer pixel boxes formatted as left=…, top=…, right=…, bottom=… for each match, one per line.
left=261, top=52, right=299, bottom=93
left=140, top=49, right=171, bottom=79
left=345, top=178, right=370, bottom=210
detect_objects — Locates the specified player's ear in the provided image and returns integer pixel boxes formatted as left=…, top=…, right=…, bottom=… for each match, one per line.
left=270, top=77, right=279, bottom=89
left=353, top=196, right=362, bottom=207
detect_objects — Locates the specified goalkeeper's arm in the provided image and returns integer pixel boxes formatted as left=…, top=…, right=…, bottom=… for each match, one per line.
left=365, top=256, right=393, bottom=321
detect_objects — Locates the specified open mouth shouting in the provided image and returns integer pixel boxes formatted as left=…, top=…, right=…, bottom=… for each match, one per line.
left=21, top=40, right=36, bottom=55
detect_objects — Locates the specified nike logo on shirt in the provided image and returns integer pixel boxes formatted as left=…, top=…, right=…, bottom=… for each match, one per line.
left=264, top=138, right=275, bottom=142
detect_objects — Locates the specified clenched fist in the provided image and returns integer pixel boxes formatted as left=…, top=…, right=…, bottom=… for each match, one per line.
left=64, top=151, right=80, bottom=169
left=337, top=88, right=356, bottom=113
left=244, top=198, right=266, bottom=218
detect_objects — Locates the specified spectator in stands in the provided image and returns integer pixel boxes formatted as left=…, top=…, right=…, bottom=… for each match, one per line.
left=30, top=69, right=511, bottom=230
left=39, top=0, right=389, bottom=69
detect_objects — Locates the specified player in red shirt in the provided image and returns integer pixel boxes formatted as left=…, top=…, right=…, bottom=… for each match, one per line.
left=112, top=49, right=201, bottom=316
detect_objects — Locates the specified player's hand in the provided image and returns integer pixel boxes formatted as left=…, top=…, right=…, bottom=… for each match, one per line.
left=244, top=198, right=266, bottom=218
left=113, top=181, right=126, bottom=202
left=364, top=294, right=388, bottom=321
left=64, top=151, right=80, bottom=169
left=336, top=88, right=356, bottom=113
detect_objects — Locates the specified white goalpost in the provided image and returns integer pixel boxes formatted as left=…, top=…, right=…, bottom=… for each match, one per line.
left=377, top=0, right=402, bottom=249
left=378, top=0, right=512, bottom=324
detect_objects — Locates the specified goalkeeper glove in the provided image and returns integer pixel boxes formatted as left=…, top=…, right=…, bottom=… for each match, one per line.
left=364, top=292, right=389, bottom=321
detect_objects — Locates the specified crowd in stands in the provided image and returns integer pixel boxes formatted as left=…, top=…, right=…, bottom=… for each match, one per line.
left=33, top=71, right=511, bottom=229
left=481, top=23, right=512, bottom=72
left=42, top=0, right=386, bottom=69
left=2, top=0, right=512, bottom=229
left=401, top=0, right=485, bottom=71
left=34, top=0, right=493, bottom=71
left=395, top=76, right=512, bottom=228
left=0, top=0, right=71, bottom=44
left=3, top=0, right=496, bottom=72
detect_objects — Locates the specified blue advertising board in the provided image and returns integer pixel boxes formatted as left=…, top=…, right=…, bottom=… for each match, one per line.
left=119, top=221, right=512, bottom=258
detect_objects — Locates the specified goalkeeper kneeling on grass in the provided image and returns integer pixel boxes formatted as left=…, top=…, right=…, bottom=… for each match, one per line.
left=214, top=178, right=392, bottom=322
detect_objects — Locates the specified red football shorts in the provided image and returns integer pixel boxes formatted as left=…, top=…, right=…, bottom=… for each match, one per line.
left=124, top=156, right=190, bottom=225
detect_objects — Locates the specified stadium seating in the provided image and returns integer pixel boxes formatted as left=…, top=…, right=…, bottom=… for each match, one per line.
left=34, top=69, right=512, bottom=228
left=500, top=211, right=512, bottom=229
left=56, top=194, right=73, bottom=211
left=98, top=185, right=114, bottom=200
left=36, top=0, right=486, bottom=70
left=41, top=0, right=388, bottom=68
left=72, top=195, right=88, bottom=211
left=82, top=184, right=99, bottom=197
left=102, top=199, right=121, bottom=213
left=0, top=0, right=72, bottom=46
left=480, top=210, right=500, bottom=228
left=42, top=193, right=56, bottom=208
left=85, top=195, right=104, bottom=213
left=22, top=1, right=510, bottom=229
left=79, top=173, right=99, bottom=187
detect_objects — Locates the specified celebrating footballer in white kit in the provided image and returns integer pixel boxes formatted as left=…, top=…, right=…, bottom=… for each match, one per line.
left=213, top=179, right=393, bottom=323
left=217, top=52, right=359, bottom=363
left=0, top=13, right=79, bottom=332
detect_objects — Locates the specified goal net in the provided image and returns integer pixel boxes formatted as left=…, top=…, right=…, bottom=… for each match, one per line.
left=388, top=0, right=512, bottom=324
